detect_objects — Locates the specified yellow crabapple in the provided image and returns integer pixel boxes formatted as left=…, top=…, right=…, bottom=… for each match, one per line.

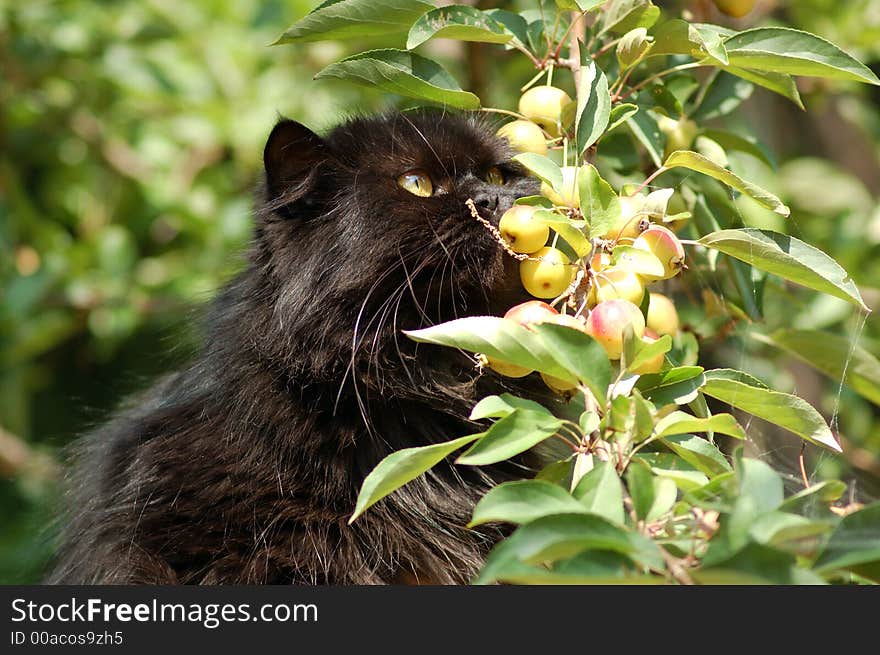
left=496, top=120, right=548, bottom=156
left=520, top=246, right=574, bottom=299
left=486, top=357, right=533, bottom=378
left=597, top=194, right=648, bottom=241
left=589, top=267, right=646, bottom=307
left=646, top=292, right=680, bottom=336
left=540, top=371, right=578, bottom=394
left=657, top=115, right=698, bottom=157
left=585, top=299, right=646, bottom=360
left=632, top=225, right=685, bottom=281
left=518, top=86, right=573, bottom=138
left=713, top=0, right=757, bottom=18
left=498, top=205, right=550, bottom=255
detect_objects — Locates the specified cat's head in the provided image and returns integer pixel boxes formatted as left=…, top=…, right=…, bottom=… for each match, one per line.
left=253, top=110, right=539, bottom=376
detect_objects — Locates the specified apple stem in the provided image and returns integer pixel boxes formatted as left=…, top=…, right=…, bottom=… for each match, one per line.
left=630, top=167, right=668, bottom=196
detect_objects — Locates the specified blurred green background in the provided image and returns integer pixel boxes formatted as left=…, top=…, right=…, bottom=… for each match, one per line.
left=2, top=0, right=880, bottom=583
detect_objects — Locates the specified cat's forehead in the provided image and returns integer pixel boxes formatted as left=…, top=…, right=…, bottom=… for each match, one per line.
left=326, top=111, right=510, bottom=175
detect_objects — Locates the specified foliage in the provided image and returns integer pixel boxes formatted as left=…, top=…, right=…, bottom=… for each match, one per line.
left=278, top=0, right=880, bottom=584
left=3, top=0, right=880, bottom=584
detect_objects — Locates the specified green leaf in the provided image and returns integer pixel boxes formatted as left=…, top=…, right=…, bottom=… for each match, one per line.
left=721, top=65, right=803, bottom=109
left=484, top=9, right=529, bottom=45
left=556, top=0, right=606, bottom=11
left=691, top=71, right=755, bottom=121
left=700, top=129, right=777, bottom=169
left=698, top=229, right=867, bottom=310
left=635, top=366, right=706, bottom=407
left=625, top=462, right=655, bottom=521
left=650, top=19, right=728, bottom=64
left=780, top=480, right=847, bottom=513
left=695, top=543, right=810, bottom=585
left=755, top=329, right=880, bottom=406
left=704, top=368, right=768, bottom=389
left=350, top=434, right=479, bottom=523
left=315, top=49, right=480, bottom=109
left=481, top=512, right=664, bottom=569
left=654, top=410, right=746, bottom=441
left=601, top=0, right=660, bottom=36
left=813, top=502, right=880, bottom=583
left=663, top=150, right=789, bottom=216
left=404, top=318, right=612, bottom=404
left=406, top=5, right=512, bottom=50
left=748, top=511, right=833, bottom=548
left=512, top=152, right=563, bottom=191
left=625, top=333, right=672, bottom=373
left=498, top=551, right=662, bottom=585
left=626, top=108, right=663, bottom=167
left=702, top=376, right=841, bottom=453
left=575, top=62, right=611, bottom=155
left=661, top=434, right=732, bottom=476
left=469, top=480, right=586, bottom=527
left=456, top=409, right=563, bottom=466
left=612, top=245, right=666, bottom=279
left=724, top=27, right=880, bottom=86
left=606, top=103, right=639, bottom=133
left=469, top=393, right=553, bottom=420
left=578, top=164, right=621, bottom=239
left=277, top=0, right=434, bottom=44
left=572, top=461, right=625, bottom=524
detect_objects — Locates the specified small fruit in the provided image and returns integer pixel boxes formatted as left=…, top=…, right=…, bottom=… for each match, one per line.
left=497, top=120, right=548, bottom=156
left=486, top=357, right=533, bottom=378
left=589, top=267, right=646, bottom=307
left=585, top=299, right=646, bottom=360
left=646, top=293, right=680, bottom=336
left=504, top=300, right=559, bottom=326
left=632, top=225, right=685, bottom=281
left=520, top=247, right=574, bottom=299
left=657, top=115, right=698, bottom=157
left=597, top=194, right=648, bottom=241
left=518, top=86, right=573, bottom=138
left=713, top=0, right=757, bottom=18
left=540, top=165, right=579, bottom=208
left=499, top=205, right=550, bottom=255
left=546, top=313, right=588, bottom=331
left=590, top=249, right=612, bottom=272
left=541, top=371, right=578, bottom=393
left=630, top=328, right=665, bottom=375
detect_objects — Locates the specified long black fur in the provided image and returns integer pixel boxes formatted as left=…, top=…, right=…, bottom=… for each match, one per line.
left=48, top=110, right=551, bottom=584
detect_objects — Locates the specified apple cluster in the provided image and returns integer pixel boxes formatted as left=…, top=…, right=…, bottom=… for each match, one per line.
left=488, top=85, right=688, bottom=393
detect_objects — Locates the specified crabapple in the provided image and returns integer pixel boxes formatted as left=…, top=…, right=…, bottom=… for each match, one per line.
left=503, top=300, right=558, bottom=326
left=499, top=205, right=549, bottom=255
left=518, top=86, right=573, bottom=138
left=520, top=246, right=574, bottom=299
left=596, top=194, right=647, bottom=241
left=589, top=266, right=646, bottom=307
left=584, top=299, right=646, bottom=360
left=497, top=120, right=548, bottom=156
left=657, top=115, right=698, bottom=157
left=632, top=225, right=685, bottom=281
left=541, top=371, right=578, bottom=394
left=713, top=0, right=757, bottom=18
left=646, top=292, right=680, bottom=336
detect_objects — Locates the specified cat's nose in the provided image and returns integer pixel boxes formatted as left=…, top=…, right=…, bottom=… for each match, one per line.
left=472, top=189, right=500, bottom=213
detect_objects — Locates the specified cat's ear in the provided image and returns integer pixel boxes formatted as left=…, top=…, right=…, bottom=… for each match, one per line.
left=263, top=119, right=330, bottom=200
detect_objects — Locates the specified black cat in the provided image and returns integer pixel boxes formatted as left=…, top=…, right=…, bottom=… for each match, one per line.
left=48, top=110, right=555, bottom=585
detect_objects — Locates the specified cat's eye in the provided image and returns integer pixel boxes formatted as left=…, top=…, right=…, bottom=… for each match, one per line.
left=485, top=166, right=505, bottom=186
left=397, top=170, right=434, bottom=197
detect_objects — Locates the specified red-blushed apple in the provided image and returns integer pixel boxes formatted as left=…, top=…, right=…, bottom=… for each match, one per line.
left=503, top=300, right=559, bottom=326
left=498, top=205, right=550, bottom=255
left=585, top=299, right=646, bottom=360
left=496, top=120, right=548, bottom=156
left=646, top=292, right=680, bottom=336
left=518, top=86, right=573, bottom=138
left=632, top=225, right=685, bottom=281
left=520, top=246, right=574, bottom=299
